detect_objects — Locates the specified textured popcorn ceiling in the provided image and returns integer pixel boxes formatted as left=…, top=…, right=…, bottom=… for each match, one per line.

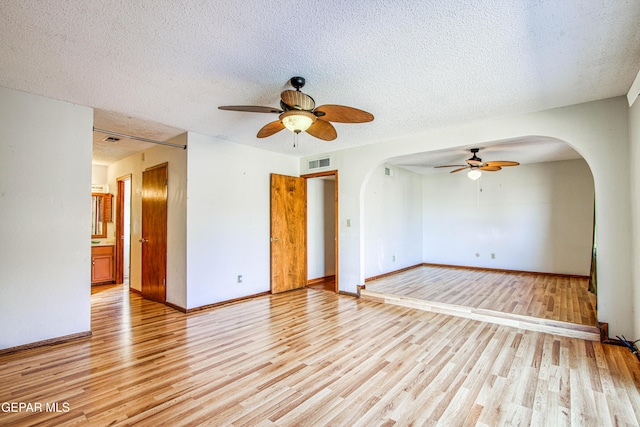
left=1, top=1, right=639, bottom=161
left=92, top=110, right=184, bottom=165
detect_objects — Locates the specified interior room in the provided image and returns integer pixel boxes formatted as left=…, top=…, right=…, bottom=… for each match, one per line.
left=1, top=1, right=640, bottom=425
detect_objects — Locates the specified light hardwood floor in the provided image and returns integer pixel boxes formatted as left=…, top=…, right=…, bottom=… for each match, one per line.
left=362, top=265, right=600, bottom=340
left=364, top=266, right=597, bottom=326
left=1, top=284, right=639, bottom=426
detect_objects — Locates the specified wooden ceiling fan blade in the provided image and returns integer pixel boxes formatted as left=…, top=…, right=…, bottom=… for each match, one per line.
left=218, top=105, right=283, bottom=113
left=281, top=90, right=315, bottom=110
left=480, top=166, right=502, bottom=171
left=485, top=161, right=520, bottom=167
left=450, top=167, right=469, bottom=173
left=434, top=164, right=467, bottom=168
left=314, top=105, right=374, bottom=123
left=306, top=119, right=337, bottom=141
left=257, top=120, right=286, bottom=138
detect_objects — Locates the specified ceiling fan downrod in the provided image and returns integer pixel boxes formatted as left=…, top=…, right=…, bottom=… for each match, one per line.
left=467, top=148, right=482, bottom=165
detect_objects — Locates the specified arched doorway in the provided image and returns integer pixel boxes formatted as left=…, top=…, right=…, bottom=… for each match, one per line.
left=359, top=137, right=598, bottom=338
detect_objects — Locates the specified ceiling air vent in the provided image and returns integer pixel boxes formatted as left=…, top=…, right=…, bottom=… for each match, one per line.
left=308, top=157, right=331, bottom=170
left=102, top=136, right=121, bottom=143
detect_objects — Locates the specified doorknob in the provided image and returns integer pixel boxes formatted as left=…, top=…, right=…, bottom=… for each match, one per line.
left=139, top=238, right=148, bottom=243
left=271, top=237, right=278, bottom=242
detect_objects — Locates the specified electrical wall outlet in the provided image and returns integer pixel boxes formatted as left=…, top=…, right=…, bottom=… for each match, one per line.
left=491, top=253, right=496, bottom=259
left=237, top=275, right=243, bottom=283
left=392, top=255, right=396, bottom=262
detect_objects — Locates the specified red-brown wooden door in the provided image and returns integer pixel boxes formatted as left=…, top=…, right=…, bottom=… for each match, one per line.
left=270, top=173, right=307, bottom=294
left=141, top=163, right=168, bottom=303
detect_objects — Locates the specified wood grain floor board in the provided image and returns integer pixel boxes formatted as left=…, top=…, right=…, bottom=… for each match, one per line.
left=1, top=285, right=639, bottom=425
left=362, top=266, right=600, bottom=341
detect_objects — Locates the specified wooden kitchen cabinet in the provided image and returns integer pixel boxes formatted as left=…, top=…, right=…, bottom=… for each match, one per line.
left=91, top=245, right=115, bottom=285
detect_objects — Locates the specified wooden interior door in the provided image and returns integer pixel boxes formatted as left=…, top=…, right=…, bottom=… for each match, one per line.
left=271, top=173, right=307, bottom=294
left=141, top=163, right=168, bottom=303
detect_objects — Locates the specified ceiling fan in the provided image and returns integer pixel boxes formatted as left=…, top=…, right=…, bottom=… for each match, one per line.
left=435, top=148, right=519, bottom=179
left=218, top=76, right=374, bottom=143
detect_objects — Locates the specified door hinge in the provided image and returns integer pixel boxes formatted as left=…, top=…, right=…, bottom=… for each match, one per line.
left=163, top=277, right=166, bottom=287
left=164, top=178, right=167, bottom=186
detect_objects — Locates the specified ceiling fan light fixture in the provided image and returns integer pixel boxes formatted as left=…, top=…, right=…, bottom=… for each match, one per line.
left=280, top=110, right=316, bottom=134
left=467, top=169, right=482, bottom=180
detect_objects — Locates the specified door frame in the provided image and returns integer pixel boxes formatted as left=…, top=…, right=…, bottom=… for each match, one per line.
left=302, top=170, right=339, bottom=293
left=115, top=174, right=132, bottom=285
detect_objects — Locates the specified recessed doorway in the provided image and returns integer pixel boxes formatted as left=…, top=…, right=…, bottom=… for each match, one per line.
left=304, top=171, right=338, bottom=293
left=115, top=175, right=132, bottom=287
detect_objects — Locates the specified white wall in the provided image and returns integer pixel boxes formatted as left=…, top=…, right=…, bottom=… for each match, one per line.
left=302, top=97, right=633, bottom=337
left=185, top=133, right=298, bottom=310
left=307, top=177, right=336, bottom=280
left=0, top=87, right=92, bottom=349
left=92, top=165, right=108, bottom=186
left=363, top=164, right=423, bottom=278
left=422, top=159, right=594, bottom=275
left=106, top=135, right=188, bottom=308
left=630, top=93, right=640, bottom=336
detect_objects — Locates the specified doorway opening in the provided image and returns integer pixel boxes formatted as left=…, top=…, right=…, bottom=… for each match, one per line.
left=116, top=175, right=132, bottom=287
left=304, top=171, right=338, bottom=293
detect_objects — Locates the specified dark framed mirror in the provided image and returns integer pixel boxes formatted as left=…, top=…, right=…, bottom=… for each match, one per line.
left=91, top=193, right=108, bottom=238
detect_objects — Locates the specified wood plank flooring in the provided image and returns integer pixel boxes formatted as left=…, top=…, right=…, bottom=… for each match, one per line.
left=362, top=265, right=599, bottom=340
left=1, top=284, right=639, bottom=426
left=364, top=266, right=597, bottom=326
left=306, top=275, right=336, bottom=293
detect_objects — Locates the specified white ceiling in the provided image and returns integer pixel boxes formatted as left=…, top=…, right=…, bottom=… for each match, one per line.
left=92, top=110, right=184, bottom=165
left=388, top=136, right=582, bottom=175
left=1, top=1, right=639, bottom=163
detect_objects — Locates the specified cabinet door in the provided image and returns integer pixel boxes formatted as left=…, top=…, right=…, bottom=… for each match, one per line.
left=92, top=255, right=114, bottom=283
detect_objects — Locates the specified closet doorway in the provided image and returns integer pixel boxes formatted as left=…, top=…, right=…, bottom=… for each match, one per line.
left=304, top=171, right=338, bottom=293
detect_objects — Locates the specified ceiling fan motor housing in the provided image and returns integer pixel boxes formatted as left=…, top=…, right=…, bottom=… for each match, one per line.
left=290, top=76, right=305, bottom=90
left=218, top=75, right=373, bottom=142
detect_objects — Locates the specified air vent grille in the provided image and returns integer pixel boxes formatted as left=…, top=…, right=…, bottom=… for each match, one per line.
left=102, top=136, right=121, bottom=143
left=308, top=157, right=331, bottom=170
